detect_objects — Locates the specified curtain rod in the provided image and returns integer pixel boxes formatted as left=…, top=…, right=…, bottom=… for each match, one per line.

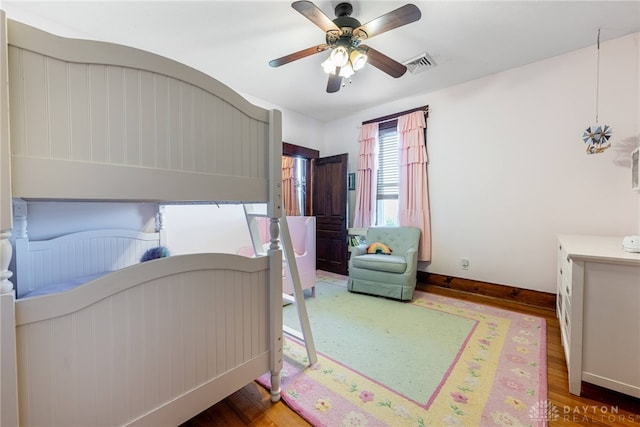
left=362, top=105, right=429, bottom=125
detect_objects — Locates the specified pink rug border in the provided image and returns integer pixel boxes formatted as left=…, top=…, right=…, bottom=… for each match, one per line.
left=263, top=282, right=548, bottom=426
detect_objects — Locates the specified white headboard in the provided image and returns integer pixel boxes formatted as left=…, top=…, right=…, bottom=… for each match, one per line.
left=15, top=228, right=162, bottom=299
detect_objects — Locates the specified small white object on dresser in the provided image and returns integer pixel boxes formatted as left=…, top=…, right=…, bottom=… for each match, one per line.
left=557, top=235, right=640, bottom=397
left=623, top=235, right=640, bottom=252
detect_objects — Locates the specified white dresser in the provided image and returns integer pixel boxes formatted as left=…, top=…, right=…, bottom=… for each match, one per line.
left=557, top=235, right=640, bottom=397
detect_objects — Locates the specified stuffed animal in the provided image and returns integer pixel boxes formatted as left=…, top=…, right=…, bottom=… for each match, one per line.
left=367, top=242, right=392, bottom=255
left=141, top=246, right=170, bottom=262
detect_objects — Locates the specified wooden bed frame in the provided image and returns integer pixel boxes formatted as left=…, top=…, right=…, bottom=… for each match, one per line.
left=0, top=11, right=284, bottom=427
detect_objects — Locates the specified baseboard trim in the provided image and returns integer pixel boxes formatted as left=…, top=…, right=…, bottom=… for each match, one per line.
left=416, top=271, right=556, bottom=311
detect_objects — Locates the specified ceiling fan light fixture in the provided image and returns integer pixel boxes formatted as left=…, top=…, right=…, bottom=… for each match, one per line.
left=321, top=57, right=337, bottom=74
left=339, top=63, right=355, bottom=78
left=350, top=49, right=367, bottom=71
left=271, top=1, right=422, bottom=93
left=330, top=45, right=350, bottom=67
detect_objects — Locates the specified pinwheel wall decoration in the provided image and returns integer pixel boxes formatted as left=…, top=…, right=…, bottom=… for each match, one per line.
left=582, top=29, right=612, bottom=155
left=582, top=124, right=612, bottom=154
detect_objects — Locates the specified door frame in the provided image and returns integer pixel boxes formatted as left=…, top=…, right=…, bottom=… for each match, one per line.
left=312, top=153, right=349, bottom=275
left=283, top=142, right=319, bottom=216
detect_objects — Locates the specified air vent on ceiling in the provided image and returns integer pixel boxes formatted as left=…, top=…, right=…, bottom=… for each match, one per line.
left=403, top=52, right=436, bottom=74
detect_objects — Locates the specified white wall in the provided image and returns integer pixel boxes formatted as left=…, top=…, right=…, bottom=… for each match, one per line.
left=242, top=93, right=326, bottom=152
left=163, top=204, right=253, bottom=255
left=323, top=32, right=640, bottom=293
left=23, top=201, right=158, bottom=240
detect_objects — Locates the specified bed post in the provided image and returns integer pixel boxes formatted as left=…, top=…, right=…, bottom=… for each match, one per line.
left=268, top=109, right=283, bottom=403
left=157, top=204, right=167, bottom=245
left=0, top=8, right=20, bottom=426
left=0, top=9, right=12, bottom=295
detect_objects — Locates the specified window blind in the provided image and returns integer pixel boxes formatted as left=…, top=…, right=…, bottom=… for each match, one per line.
left=376, top=120, right=399, bottom=200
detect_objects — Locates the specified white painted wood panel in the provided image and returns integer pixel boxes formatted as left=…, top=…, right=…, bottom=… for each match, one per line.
left=15, top=254, right=272, bottom=427
left=582, top=261, right=640, bottom=395
left=21, top=50, right=48, bottom=158
left=107, top=66, right=126, bottom=165
left=7, top=47, right=25, bottom=158
left=0, top=294, right=19, bottom=427
left=8, top=44, right=271, bottom=202
left=0, top=9, right=12, bottom=234
left=69, top=62, right=91, bottom=161
left=48, top=58, right=71, bottom=160
left=154, top=73, right=169, bottom=170
left=90, top=64, right=109, bottom=164
left=139, top=70, right=156, bottom=169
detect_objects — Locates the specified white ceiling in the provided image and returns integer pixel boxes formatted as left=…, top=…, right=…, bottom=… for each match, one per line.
left=3, top=1, right=639, bottom=122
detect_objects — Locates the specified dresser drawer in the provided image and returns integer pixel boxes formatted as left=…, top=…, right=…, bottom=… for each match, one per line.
left=557, top=243, right=572, bottom=297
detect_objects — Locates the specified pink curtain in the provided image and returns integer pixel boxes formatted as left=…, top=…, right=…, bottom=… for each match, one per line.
left=398, top=111, right=431, bottom=261
left=353, top=123, right=378, bottom=228
left=282, top=156, right=300, bottom=216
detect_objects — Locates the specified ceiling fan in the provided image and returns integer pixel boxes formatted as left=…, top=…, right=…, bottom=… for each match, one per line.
left=269, top=1, right=421, bottom=93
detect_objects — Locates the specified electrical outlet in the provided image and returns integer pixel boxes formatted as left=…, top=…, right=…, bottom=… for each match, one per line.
left=461, top=258, right=469, bottom=270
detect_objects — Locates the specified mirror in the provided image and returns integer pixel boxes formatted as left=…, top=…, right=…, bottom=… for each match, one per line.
left=282, top=143, right=319, bottom=216
left=283, top=155, right=307, bottom=215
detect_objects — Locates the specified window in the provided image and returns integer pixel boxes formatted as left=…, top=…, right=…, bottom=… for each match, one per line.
left=376, top=120, right=399, bottom=225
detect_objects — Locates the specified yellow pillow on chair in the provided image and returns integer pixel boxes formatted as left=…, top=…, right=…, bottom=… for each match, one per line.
left=367, top=242, right=392, bottom=255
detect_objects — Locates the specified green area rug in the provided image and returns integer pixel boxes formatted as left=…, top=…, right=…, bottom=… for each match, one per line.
left=259, top=272, right=547, bottom=427
left=283, top=277, right=476, bottom=404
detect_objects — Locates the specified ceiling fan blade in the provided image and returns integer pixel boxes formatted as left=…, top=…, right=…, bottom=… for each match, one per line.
left=292, top=1, right=340, bottom=33
left=269, top=44, right=329, bottom=67
left=361, top=45, right=407, bottom=78
left=327, top=69, right=343, bottom=93
left=354, top=4, right=421, bottom=39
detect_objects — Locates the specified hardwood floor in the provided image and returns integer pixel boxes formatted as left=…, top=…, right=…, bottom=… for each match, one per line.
left=182, top=282, right=640, bottom=426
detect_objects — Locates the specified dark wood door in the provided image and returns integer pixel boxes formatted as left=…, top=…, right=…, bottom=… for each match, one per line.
left=312, top=153, right=348, bottom=275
